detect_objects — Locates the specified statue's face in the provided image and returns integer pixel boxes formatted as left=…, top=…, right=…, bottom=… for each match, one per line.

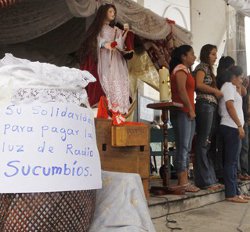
left=106, top=7, right=116, bottom=22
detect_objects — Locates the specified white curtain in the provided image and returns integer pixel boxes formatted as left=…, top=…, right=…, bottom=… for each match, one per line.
left=226, top=0, right=250, bottom=16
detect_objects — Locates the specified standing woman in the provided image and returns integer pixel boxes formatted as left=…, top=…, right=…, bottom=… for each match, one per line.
left=213, top=56, right=236, bottom=183
left=79, top=3, right=130, bottom=125
left=218, top=69, right=249, bottom=203
left=170, top=45, right=200, bottom=192
left=193, top=44, right=223, bottom=190
left=229, top=66, right=250, bottom=181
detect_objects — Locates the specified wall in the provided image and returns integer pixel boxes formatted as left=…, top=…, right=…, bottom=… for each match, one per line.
left=144, top=0, right=190, bottom=30
left=191, top=0, right=228, bottom=64
left=133, top=0, right=190, bottom=31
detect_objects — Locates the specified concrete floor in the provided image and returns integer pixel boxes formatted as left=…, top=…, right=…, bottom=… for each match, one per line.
left=152, top=201, right=250, bottom=232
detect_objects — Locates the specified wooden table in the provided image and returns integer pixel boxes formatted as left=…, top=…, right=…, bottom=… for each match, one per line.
left=147, top=101, right=183, bottom=194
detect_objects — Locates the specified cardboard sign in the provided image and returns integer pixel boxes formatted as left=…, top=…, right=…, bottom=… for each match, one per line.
left=0, top=102, right=102, bottom=193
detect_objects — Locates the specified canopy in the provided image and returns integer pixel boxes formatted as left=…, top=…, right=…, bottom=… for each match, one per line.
left=0, top=0, right=176, bottom=44
left=0, top=0, right=191, bottom=66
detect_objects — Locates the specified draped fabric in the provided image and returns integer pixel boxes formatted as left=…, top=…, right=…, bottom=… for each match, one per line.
left=113, top=0, right=168, bottom=40
left=0, top=0, right=73, bottom=45
left=65, top=0, right=96, bottom=18
left=0, top=53, right=96, bottom=106
left=67, top=0, right=191, bottom=41
left=0, top=0, right=169, bottom=45
left=0, top=0, right=191, bottom=92
left=127, top=51, right=159, bottom=95
left=66, top=0, right=169, bottom=40
left=89, top=171, right=156, bottom=232
left=0, top=17, right=86, bottom=67
left=0, top=0, right=191, bottom=46
left=226, top=0, right=250, bottom=16
left=142, top=20, right=191, bottom=73
left=172, top=23, right=192, bottom=46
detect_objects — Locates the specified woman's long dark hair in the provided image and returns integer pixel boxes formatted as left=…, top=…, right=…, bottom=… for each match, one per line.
left=217, top=56, right=235, bottom=76
left=217, top=70, right=235, bottom=89
left=79, top=4, right=116, bottom=63
left=169, top=45, right=193, bottom=74
left=199, top=44, right=217, bottom=87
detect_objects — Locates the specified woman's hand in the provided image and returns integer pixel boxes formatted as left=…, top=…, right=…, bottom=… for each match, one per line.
left=188, top=109, right=196, bottom=120
left=238, top=126, right=245, bottom=139
left=214, top=89, right=223, bottom=99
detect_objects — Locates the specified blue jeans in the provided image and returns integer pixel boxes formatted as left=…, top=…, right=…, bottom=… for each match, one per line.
left=194, top=101, right=217, bottom=188
left=210, top=113, right=224, bottom=181
left=170, top=110, right=195, bottom=173
left=238, top=123, right=249, bottom=174
left=220, top=125, right=240, bottom=197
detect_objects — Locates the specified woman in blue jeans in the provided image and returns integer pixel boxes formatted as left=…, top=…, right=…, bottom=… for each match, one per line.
left=193, top=44, right=224, bottom=190
left=211, top=56, right=236, bottom=183
left=169, top=45, right=199, bottom=192
left=218, top=68, right=250, bottom=203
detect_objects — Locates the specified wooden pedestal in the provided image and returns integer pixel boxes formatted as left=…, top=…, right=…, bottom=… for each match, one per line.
left=95, top=119, right=150, bottom=199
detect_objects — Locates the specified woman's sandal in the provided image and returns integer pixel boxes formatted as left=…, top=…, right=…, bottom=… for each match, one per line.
left=226, top=196, right=248, bottom=203
left=206, top=184, right=224, bottom=191
left=238, top=174, right=250, bottom=181
left=183, top=183, right=200, bottom=193
left=239, top=195, right=250, bottom=200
